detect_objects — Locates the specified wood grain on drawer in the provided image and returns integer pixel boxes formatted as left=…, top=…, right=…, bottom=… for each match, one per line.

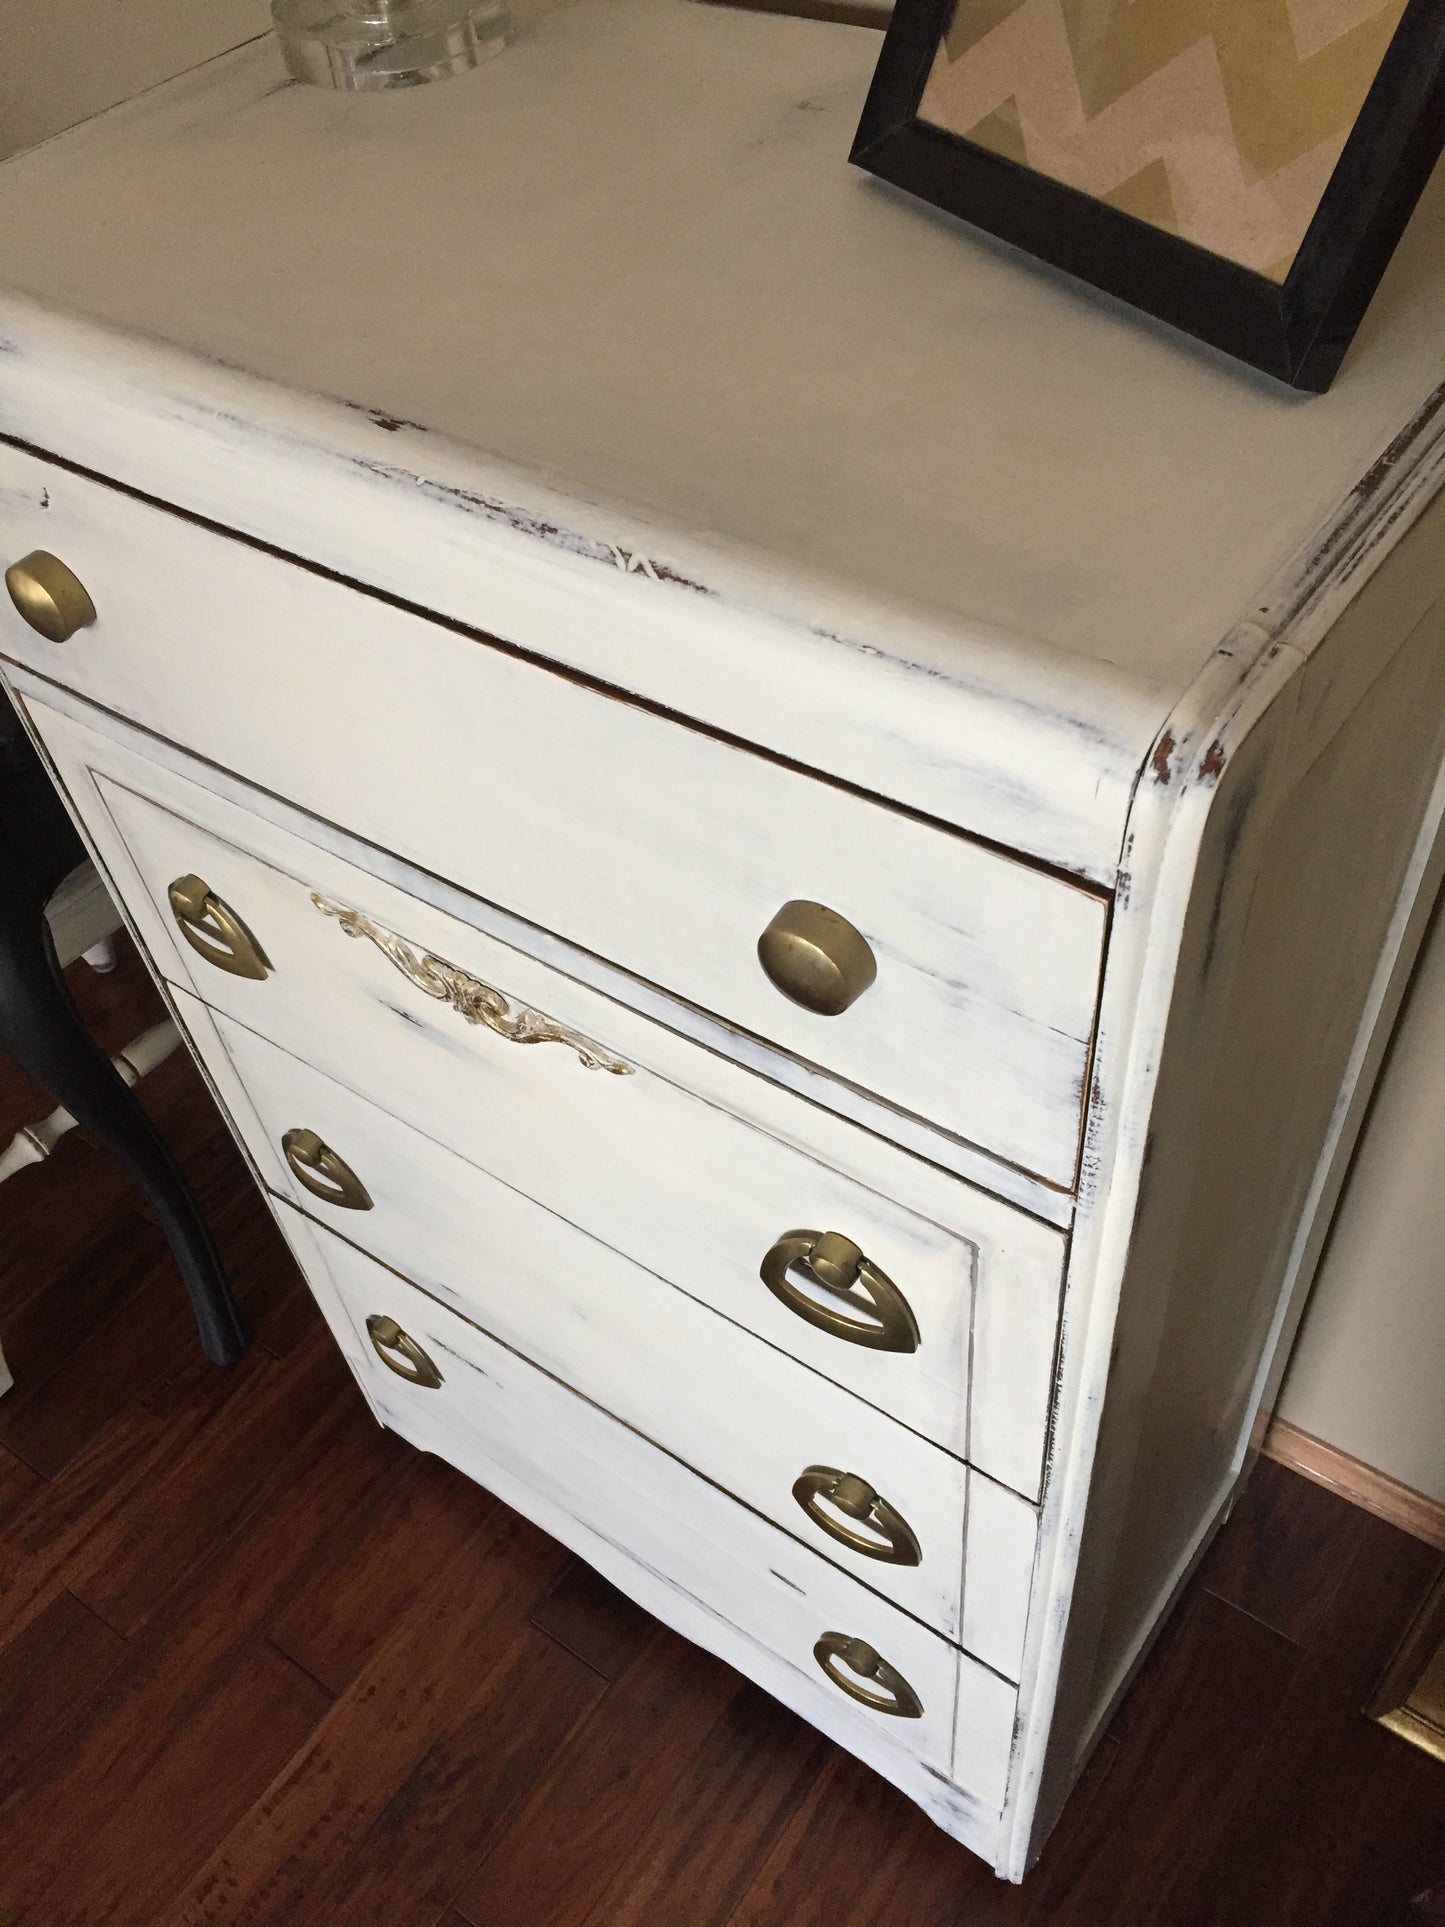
left=190, top=995, right=1038, bottom=1671
left=0, top=450, right=1106, bottom=1186
left=30, top=694, right=1066, bottom=1504
left=279, top=1206, right=1019, bottom=1815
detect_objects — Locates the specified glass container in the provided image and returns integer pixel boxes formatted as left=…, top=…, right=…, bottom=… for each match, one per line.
left=272, top=0, right=510, bottom=90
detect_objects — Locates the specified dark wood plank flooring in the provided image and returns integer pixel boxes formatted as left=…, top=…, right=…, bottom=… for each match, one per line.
left=0, top=935, right=1441, bottom=1926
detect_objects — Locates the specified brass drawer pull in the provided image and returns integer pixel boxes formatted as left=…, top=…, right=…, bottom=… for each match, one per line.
left=5, top=550, right=97, bottom=643
left=757, top=900, right=876, bottom=1016
left=365, top=1314, right=443, bottom=1388
left=813, top=1633, right=923, bottom=1719
left=282, top=1128, right=374, bottom=1211
left=311, top=895, right=632, bottom=1075
left=760, top=1230, right=920, bottom=1354
left=167, top=874, right=272, bottom=981
left=792, top=1466, right=922, bottom=1566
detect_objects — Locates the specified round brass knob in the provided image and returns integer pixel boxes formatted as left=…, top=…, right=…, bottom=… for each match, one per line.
left=168, top=874, right=272, bottom=981
left=760, top=1230, right=920, bottom=1353
left=5, top=550, right=97, bottom=643
left=365, top=1314, right=443, bottom=1389
left=282, top=1128, right=374, bottom=1211
left=813, top=1633, right=923, bottom=1718
left=792, top=1466, right=922, bottom=1566
left=757, top=900, right=876, bottom=1016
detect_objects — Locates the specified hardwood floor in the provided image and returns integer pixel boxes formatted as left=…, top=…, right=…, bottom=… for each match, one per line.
left=0, top=935, right=1441, bottom=1926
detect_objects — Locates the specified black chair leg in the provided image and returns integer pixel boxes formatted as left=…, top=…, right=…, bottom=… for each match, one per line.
left=0, top=853, right=246, bottom=1367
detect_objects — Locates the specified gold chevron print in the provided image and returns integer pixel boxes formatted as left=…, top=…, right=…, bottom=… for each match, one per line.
left=920, top=0, right=1407, bottom=279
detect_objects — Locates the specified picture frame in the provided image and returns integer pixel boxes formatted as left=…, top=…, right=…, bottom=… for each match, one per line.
left=851, top=0, right=1445, bottom=391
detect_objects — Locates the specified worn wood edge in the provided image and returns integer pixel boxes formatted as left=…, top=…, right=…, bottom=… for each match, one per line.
left=993, top=627, right=1304, bottom=1878
left=1367, top=1563, right=1445, bottom=1763
left=0, top=290, right=1145, bottom=884
left=1261, top=1420, right=1445, bottom=1551
left=998, top=380, right=1445, bottom=1876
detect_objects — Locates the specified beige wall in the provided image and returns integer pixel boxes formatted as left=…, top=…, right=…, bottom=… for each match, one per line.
left=0, top=0, right=269, bottom=160
left=1277, top=893, right=1445, bottom=1503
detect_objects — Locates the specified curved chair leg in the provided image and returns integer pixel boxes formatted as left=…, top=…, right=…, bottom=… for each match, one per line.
left=0, top=852, right=246, bottom=1366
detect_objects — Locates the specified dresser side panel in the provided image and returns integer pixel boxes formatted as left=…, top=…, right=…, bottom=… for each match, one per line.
left=1027, top=503, right=1445, bottom=1865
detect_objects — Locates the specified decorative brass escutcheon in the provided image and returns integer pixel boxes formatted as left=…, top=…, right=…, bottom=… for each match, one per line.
left=813, top=1632, right=923, bottom=1718
left=365, top=1314, right=443, bottom=1389
left=4, top=550, right=97, bottom=643
left=281, top=1128, right=374, bottom=1211
left=167, top=874, right=272, bottom=981
left=760, top=1230, right=920, bottom=1353
left=792, top=1465, right=923, bottom=1566
left=756, top=900, right=876, bottom=1016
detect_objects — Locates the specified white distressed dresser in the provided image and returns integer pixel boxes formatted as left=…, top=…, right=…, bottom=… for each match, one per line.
left=2, top=0, right=1443, bottom=1881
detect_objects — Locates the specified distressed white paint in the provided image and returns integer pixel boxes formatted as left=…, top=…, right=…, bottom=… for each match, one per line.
left=2, top=0, right=1445, bottom=1883
left=277, top=1204, right=1019, bottom=1824
left=0, top=2, right=1442, bottom=882
left=0, top=448, right=1105, bottom=1187
left=171, top=985, right=1040, bottom=1665
left=9, top=669, right=1074, bottom=1225
left=25, top=691, right=1068, bottom=1500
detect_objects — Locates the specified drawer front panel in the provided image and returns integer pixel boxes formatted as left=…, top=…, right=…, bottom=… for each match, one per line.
left=193, top=995, right=1039, bottom=1669
left=279, top=1205, right=1019, bottom=1808
left=30, top=694, right=1065, bottom=1502
left=0, top=449, right=1105, bottom=1185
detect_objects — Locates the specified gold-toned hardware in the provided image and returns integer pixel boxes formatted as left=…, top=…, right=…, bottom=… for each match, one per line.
left=167, top=874, right=272, bottom=981
left=4, top=550, right=97, bottom=644
left=760, top=1230, right=920, bottom=1353
left=813, top=1632, right=923, bottom=1718
left=757, top=900, right=877, bottom=1016
left=792, top=1465, right=923, bottom=1566
left=365, top=1314, right=443, bottom=1389
left=281, top=1128, right=374, bottom=1211
left=1368, top=1564, right=1445, bottom=1764
left=311, top=895, right=632, bottom=1075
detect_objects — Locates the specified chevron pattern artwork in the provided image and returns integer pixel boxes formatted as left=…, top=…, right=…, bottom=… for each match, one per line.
left=919, top=0, right=1408, bottom=279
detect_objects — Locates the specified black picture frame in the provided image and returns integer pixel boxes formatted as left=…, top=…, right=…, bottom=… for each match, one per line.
left=851, top=0, right=1445, bottom=391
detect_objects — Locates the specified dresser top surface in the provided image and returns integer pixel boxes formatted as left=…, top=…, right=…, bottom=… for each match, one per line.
left=0, top=0, right=1442, bottom=736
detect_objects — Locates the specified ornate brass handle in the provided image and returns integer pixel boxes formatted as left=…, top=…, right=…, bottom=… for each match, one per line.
left=5, top=550, right=97, bottom=643
left=792, top=1466, right=922, bottom=1566
left=167, top=874, right=272, bottom=981
left=282, top=1128, right=374, bottom=1211
left=365, top=1314, right=443, bottom=1388
left=757, top=900, right=876, bottom=1015
left=311, top=896, right=631, bottom=1075
left=760, top=1230, right=920, bottom=1354
left=813, top=1633, right=923, bottom=1719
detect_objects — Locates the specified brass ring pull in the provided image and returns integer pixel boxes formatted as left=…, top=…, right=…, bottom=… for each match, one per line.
left=282, top=1128, right=374, bottom=1211
left=757, top=900, right=877, bottom=1016
left=167, top=874, right=272, bottom=981
left=760, top=1230, right=920, bottom=1354
left=5, top=550, right=97, bottom=643
left=792, top=1466, right=922, bottom=1567
left=813, top=1633, right=923, bottom=1719
left=365, top=1314, right=443, bottom=1389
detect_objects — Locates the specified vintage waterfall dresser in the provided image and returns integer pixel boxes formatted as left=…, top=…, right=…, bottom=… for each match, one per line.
left=2, top=0, right=1444, bottom=1880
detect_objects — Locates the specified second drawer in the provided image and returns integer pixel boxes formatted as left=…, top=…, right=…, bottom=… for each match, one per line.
left=193, top=991, right=1038, bottom=1674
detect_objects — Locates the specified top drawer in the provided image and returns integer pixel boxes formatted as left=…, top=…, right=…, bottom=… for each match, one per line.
left=0, top=446, right=1107, bottom=1185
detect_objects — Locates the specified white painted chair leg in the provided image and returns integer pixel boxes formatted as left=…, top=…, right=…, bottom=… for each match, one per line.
left=81, top=935, right=118, bottom=974
left=0, top=1018, right=181, bottom=1187
left=0, top=1335, right=12, bottom=1399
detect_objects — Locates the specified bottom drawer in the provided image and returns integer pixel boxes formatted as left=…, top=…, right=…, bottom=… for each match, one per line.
left=278, top=1204, right=1018, bottom=1815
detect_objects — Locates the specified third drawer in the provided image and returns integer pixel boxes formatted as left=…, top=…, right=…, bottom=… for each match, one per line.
left=187, top=987, right=1039, bottom=1674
